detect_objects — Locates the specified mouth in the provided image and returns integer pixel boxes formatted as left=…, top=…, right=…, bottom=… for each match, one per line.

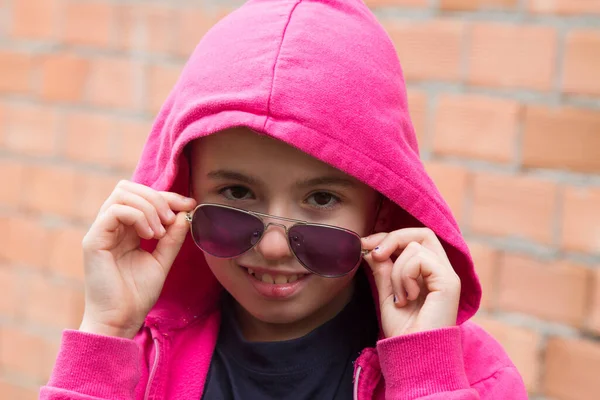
left=241, top=266, right=309, bottom=284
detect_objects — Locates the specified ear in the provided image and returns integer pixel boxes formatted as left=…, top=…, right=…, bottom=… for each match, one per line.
left=373, top=196, right=394, bottom=233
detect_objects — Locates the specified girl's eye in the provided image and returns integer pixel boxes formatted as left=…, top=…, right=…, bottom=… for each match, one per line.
left=306, top=192, right=340, bottom=208
left=219, top=186, right=254, bottom=200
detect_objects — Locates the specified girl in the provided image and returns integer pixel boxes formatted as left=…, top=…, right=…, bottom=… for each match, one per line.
left=42, top=0, right=527, bottom=399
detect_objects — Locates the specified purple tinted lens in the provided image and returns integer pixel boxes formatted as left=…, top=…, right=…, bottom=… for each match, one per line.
left=191, top=205, right=264, bottom=258
left=288, top=224, right=362, bottom=277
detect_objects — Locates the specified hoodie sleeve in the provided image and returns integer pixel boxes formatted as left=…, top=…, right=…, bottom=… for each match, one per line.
left=376, top=326, right=528, bottom=399
left=39, top=330, right=142, bottom=400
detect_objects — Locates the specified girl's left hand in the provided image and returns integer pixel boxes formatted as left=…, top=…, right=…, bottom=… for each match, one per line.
left=361, top=228, right=461, bottom=338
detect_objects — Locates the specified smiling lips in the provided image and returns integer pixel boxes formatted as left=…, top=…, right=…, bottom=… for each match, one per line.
left=243, top=267, right=309, bottom=284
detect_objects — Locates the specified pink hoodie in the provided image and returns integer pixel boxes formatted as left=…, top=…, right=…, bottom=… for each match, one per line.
left=41, top=1, right=527, bottom=399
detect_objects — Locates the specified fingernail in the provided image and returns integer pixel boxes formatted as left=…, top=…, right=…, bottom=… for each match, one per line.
left=167, top=210, right=176, bottom=219
left=160, top=225, right=166, bottom=235
left=393, top=294, right=397, bottom=303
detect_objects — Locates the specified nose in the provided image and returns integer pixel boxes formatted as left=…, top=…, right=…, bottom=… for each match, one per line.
left=254, top=223, right=293, bottom=261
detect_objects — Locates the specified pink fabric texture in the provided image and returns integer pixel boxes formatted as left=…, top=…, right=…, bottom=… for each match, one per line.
left=41, top=0, right=527, bottom=398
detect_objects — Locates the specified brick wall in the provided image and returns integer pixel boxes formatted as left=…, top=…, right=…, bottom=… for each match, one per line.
left=1, top=0, right=599, bottom=399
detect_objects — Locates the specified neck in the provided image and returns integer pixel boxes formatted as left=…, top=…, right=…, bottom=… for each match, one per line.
left=234, top=280, right=356, bottom=342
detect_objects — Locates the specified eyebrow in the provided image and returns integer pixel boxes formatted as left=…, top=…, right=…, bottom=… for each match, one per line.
left=206, top=169, right=358, bottom=189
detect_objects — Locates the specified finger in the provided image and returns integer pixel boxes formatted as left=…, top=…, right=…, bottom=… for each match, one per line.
left=152, top=212, right=190, bottom=274
left=112, top=191, right=166, bottom=238
left=363, top=252, right=395, bottom=306
left=401, top=255, right=424, bottom=302
left=361, top=232, right=388, bottom=250
left=97, top=204, right=155, bottom=240
left=159, top=191, right=197, bottom=214
left=369, top=228, right=448, bottom=263
left=390, top=242, right=421, bottom=306
left=101, top=181, right=195, bottom=224
left=402, top=249, right=453, bottom=295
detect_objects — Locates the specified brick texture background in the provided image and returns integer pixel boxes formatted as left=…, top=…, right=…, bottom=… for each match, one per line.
left=1, top=0, right=599, bottom=399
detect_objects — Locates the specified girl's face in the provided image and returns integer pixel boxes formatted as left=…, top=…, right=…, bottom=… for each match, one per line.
left=190, top=128, right=380, bottom=338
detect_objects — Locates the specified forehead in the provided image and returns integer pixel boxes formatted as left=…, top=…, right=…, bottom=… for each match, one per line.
left=192, top=127, right=345, bottom=178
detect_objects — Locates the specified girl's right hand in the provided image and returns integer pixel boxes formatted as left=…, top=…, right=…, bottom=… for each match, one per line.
left=78, top=180, right=197, bottom=339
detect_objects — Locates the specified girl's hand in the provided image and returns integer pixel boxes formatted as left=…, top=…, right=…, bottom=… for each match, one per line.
left=361, top=228, right=461, bottom=338
left=79, top=180, right=196, bottom=339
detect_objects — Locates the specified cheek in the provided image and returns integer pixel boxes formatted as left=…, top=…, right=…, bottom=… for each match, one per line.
left=313, top=272, right=355, bottom=292
left=203, top=254, right=238, bottom=286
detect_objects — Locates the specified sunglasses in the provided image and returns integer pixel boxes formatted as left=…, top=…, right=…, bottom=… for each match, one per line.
left=185, top=203, right=370, bottom=278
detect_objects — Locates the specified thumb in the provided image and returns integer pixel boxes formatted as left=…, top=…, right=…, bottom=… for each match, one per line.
left=152, top=211, right=190, bottom=273
left=363, top=253, right=394, bottom=306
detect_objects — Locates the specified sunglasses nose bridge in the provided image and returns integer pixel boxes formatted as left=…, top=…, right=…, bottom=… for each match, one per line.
left=263, top=221, right=290, bottom=235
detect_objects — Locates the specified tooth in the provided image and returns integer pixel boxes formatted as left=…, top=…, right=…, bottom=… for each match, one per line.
left=248, top=268, right=254, bottom=275
left=262, top=273, right=274, bottom=284
left=274, top=275, right=287, bottom=284
left=288, top=275, right=298, bottom=283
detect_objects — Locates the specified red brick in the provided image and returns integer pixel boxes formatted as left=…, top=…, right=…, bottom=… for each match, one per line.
left=386, top=20, right=465, bottom=82
left=48, top=226, right=86, bottom=282
left=64, top=111, right=115, bottom=165
left=563, top=29, right=600, bottom=96
left=364, top=0, right=428, bottom=6
left=474, top=316, right=540, bottom=392
left=498, top=254, right=589, bottom=326
left=0, top=379, right=38, bottom=400
left=561, top=186, right=600, bottom=253
left=41, top=340, right=60, bottom=383
left=40, top=53, right=90, bottom=102
left=147, top=64, right=181, bottom=113
left=62, top=1, right=114, bottom=47
left=0, top=159, right=25, bottom=208
left=88, top=58, right=140, bottom=110
left=545, top=337, right=600, bottom=400
left=113, top=4, right=137, bottom=50
left=22, top=165, right=77, bottom=218
left=529, top=0, right=600, bottom=15
left=4, top=104, right=59, bottom=157
left=74, top=171, right=122, bottom=223
left=24, top=273, right=84, bottom=330
left=470, top=173, right=557, bottom=244
left=2, top=216, right=51, bottom=269
left=0, top=51, right=33, bottom=94
left=0, top=216, right=7, bottom=256
left=466, top=242, right=498, bottom=310
left=441, top=0, right=517, bottom=10
left=176, top=9, right=225, bottom=56
left=0, top=266, right=21, bottom=319
left=11, top=0, right=57, bottom=40
left=523, top=106, right=600, bottom=173
left=0, top=326, right=49, bottom=380
left=0, top=102, right=5, bottom=146
left=115, top=119, right=151, bottom=170
left=589, top=269, right=600, bottom=334
left=141, top=6, right=177, bottom=54
left=407, top=90, right=427, bottom=146
left=433, top=94, right=520, bottom=163
left=423, top=161, right=469, bottom=223
left=467, top=23, right=557, bottom=91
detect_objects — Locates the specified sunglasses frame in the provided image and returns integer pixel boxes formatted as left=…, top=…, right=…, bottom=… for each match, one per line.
left=185, top=203, right=371, bottom=277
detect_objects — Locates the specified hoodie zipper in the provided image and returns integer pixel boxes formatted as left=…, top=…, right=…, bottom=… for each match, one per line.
left=144, top=337, right=161, bottom=400
left=353, top=365, right=362, bottom=400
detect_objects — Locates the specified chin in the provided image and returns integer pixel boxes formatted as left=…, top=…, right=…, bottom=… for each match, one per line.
left=241, top=300, right=313, bottom=325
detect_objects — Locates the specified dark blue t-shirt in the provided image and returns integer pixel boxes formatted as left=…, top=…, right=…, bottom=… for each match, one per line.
left=201, top=272, right=377, bottom=400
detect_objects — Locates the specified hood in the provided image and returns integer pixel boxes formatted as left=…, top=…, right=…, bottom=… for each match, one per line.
left=132, top=0, right=481, bottom=332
